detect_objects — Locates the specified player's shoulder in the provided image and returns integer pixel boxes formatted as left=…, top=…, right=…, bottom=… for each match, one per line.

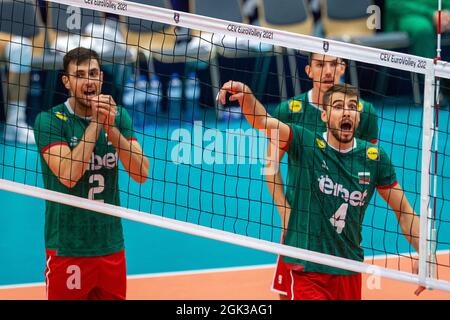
left=355, top=139, right=389, bottom=162
left=118, top=104, right=133, bottom=118
left=358, top=98, right=377, bottom=114
left=287, top=122, right=316, bottom=146
left=274, top=92, right=308, bottom=115
left=115, top=104, right=131, bottom=121
left=291, top=92, right=308, bottom=102
left=35, top=103, right=69, bottom=126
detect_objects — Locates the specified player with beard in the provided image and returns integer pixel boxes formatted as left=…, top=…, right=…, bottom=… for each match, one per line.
left=218, top=81, right=423, bottom=300
left=269, top=54, right=379, bottom=298
left=34, top=47, right=149, bottom=300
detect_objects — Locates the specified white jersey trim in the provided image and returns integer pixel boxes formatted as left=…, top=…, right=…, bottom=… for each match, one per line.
left=307, top=90, right=323, bottom=111
left=64, top=99, right=92, bottom=121
left=45, top=255, right=52, bottom=300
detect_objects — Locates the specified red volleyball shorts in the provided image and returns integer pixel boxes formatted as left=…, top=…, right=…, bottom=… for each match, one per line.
left=45, top=249, right=126, bottom=300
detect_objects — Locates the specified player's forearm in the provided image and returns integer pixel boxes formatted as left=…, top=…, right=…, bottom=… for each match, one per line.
left=58, top=122, right=102, bottom=187
left=398, top=204, right=421, bottom=253
left=241, top=100, right=291, bottom=151
left=266, top=171, right=291, bottom=230
left=379, top=185, right=421, bottom=253
left=107, top=127, right=149, bottom=183
left=265, top=142, right=291, bottom=230
left=392, top=192, right=420, bottom=253
left=241, top=96, right=270, bottom=130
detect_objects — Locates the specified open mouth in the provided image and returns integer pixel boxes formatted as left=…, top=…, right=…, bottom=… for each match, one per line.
left=321, top=79, right=334, bottom=85
left=340, top=119, right=353, bottom=132
left=83, top=88, right=96, bottom=98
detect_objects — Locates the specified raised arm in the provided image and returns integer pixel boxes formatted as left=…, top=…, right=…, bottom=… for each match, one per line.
left=41, top=103, right=108, bottom=189
left=106, top=127, right=149, bottom=184
left=219, top=81, right=293, bottom=228
left=93, top=95, right=149, bottom=184
left=265, top=145, right=291, bottom=231
left=219, top=81, right=291, bottom=149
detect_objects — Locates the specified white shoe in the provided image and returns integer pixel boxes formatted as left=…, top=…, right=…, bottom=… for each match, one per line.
left=4, top=123, right=35, bottom=145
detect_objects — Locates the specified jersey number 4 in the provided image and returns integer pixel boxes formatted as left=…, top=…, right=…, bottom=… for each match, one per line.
left=329, top=203, right=348, bottom=234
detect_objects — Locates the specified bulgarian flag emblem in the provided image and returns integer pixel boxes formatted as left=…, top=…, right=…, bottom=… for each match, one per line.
left=358, top=172, right=370, bottom=185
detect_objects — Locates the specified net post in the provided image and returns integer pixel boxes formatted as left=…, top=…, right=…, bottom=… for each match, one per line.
left=419, top=68, right=435, bottom=287
left=428, top=0, right=442, bottom=284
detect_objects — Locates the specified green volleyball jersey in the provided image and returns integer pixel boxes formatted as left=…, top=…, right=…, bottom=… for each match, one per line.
left=282, top=124, right=397, bottom=274
left=272, top=90, right=379, bottom=143
left=34, top=100, right=136, bottom=257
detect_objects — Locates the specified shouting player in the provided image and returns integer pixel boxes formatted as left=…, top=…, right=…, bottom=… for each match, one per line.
left=218, top=81, right=423, bottom=300
left=269, top=53, right=378, bottom=298
left=34, top=47, right=149, bottom=300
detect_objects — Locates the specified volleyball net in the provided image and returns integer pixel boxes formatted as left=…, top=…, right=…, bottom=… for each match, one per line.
left=0, top=0, right=449, bottom=293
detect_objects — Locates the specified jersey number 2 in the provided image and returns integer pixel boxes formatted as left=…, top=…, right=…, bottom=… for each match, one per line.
left=88, top=174, right=105, bottom=202
left=329, top=203, right=348, bottom=234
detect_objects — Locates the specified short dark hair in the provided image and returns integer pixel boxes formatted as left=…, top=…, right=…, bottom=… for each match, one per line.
left=307, top=52, right=345, bottom=66
left=63, top=47, right=101, bottom=74
left=323, top=84, right=359, bottom=108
